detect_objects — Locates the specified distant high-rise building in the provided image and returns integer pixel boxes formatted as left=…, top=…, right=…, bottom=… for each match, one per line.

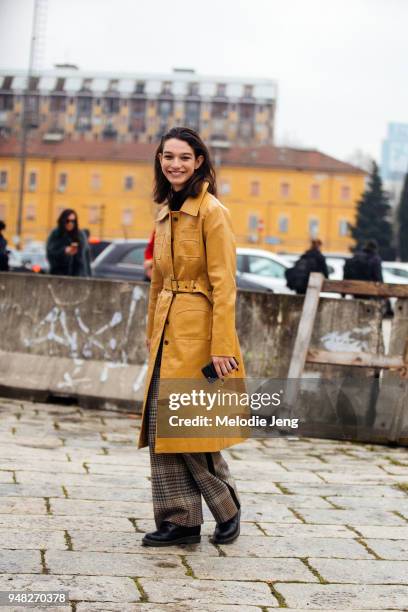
left=381, top=122, right=408, bottom=207
left=0, top=68, right=277, bottom=147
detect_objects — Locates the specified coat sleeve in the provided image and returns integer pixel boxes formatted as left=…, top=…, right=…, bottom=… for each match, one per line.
left=46, top=230, right=67, bottom=266
left=146, top=237, right=163, bottom=340
left=203, top=203, right=237, bottom=356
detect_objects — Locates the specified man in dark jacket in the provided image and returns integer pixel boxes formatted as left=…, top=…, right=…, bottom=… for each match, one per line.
left=301, top=239, right=329, bottom=278
left=46, top=209, right=92, bottom=277
left=286, top=239, right=329, bottom=294
left=0, top=221, right=9, bottom=272
left=343, top=239, right=383, bottom=283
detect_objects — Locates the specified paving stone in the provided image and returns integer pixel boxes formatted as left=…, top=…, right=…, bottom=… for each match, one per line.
left=0, top=515, right=134, bottom=532
left=46, top=550, right=186, bottom=577
left=0, top=497, right=47, bottom=514
left=0, top=574, right=139, bottom=602
left=0, top=550, right=41, bottom=573
left=1, top=459, right=87, bottom=473
left=363, top=539, right=408, bottom=560
left=277, top=583, right=408, bottom=609
left=299, top=508, right=406, bottom=526
left=240, top=492, right=332, bottom=508
left=0, top=484, right=65, bottom=498
left=0, top=471, right=14, bottom=483
left=63, top=486, right=150, bottom=502
left=69, top=529, right=220, bottom=555
left=140, top=578, right=276, bottom=606
left=237, top=470, right=323, bottom=483
left=239, top=504, right=301, bottom=522
left=186, top=555, right=317, bottom=581
left=354, top=525, right=408, bottom=540
left=218, top=535, right=369, bottom=558
left=285, top=484, right=407, bottom=498
left=316, top=472, right=396, bottom=484
left=16, top=471, right=150, bottom=488
left=310, top=558, right=408, bottom=584
left=49, top=498, right=154, bottom=518
left=326, top=496, right=408, bottom=512
left=259, top=523, right=355, bottom=538
left=227, top=480, right=282, bottom=493
left=0, top=529, right=66, bottom=550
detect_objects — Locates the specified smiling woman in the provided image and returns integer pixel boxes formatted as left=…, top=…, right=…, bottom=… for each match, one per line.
left=138, top=127, right=245, bottom=549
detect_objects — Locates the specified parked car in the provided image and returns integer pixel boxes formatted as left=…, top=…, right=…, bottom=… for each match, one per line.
left=8, top=249, right=50, bottom=274
left=92, top=239, right=149, bottom=281
left=382, top=262, right=408, bottom=284
left=236, top=248, right=293, bottom=294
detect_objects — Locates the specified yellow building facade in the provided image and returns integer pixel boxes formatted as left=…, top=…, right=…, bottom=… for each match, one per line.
left=0, top=141, right=365, bottom=254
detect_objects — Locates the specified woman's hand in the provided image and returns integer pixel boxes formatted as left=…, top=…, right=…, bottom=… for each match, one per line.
left=212, top=355, right=239, bottom=379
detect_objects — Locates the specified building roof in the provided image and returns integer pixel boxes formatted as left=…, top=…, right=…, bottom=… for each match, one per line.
left=0, top=68, right=277, bottom=100
left=0, top=137, right=365, bottom=174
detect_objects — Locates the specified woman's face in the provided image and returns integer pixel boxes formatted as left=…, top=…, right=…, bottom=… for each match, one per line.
left=159, top=138, right=204, bottom=192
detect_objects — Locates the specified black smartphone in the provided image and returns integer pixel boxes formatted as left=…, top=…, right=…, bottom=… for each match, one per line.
left=201, top=359, right=239, bottom=383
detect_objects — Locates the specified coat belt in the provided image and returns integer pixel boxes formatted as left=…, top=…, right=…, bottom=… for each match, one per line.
left=163, top=278, right=213, bottom=303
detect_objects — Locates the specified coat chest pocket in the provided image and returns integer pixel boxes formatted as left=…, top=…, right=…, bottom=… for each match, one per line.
left=177, top=229, right=200, bottom=258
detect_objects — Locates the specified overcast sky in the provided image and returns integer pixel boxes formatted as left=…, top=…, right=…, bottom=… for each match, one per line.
left=0, top=0, right=407, bottom=163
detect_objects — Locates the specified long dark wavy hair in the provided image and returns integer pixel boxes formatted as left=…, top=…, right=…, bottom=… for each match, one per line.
left=153, top=127, right=217, bottom=204
left=57, top=208, right=80, bottom=242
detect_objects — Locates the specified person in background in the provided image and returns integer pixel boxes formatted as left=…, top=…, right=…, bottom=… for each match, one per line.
left=143, top=230, right=155, bottom=280
left=0, top=221, right=9, bottom=272
left=46, top=209, right=92, bottom=277
left=285, top=238, right=329, bottom=294
left=301, top=239, right=329, bottom=278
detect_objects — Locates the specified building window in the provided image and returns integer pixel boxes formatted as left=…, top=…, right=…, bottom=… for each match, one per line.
left=122, top=208, right=133, bottom=226
left=219, top=180, right=231, bottom=195
left=25, top=204, right=36, bottom=221
left=250, top=181, right=260, bottom=196
left=341, top=185, right=351, bottom=201
left=278, top=215, right=289, bottom=233
left=103, top=97, right=120, bottom=114
left=187, top=82, right=199, bottom=96
left=0, top=170, right=7, bottom=190
left=248, top=214, right=259, bottom=231
left=161, top=81, right=172, bottom=95
left=57, top=172, right=67, bottom=192
left=216, top=83, right=227, bottom=97
left=28, top=171, right=37, bottom=192
left=309, top=218, right=320, bottom=238
left=124, top=175, right=134, bottom=191
left=135, top=81, right=145, bottom=94
left=310, top=184, right=320, bottom=200
left=280, top=182, right=290, bottom=198
left=0, top=203, right=6, bottom=220
left=91, top=173, right=101, bottom=190
left=243, top=84, right=254, bottom=98
left=339, top=219, right=349, bottom=236
left=88, top=206, right=100, bottom=224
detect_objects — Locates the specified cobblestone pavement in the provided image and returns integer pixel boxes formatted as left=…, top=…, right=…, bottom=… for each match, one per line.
left=0, top=397, right=407, bottom=611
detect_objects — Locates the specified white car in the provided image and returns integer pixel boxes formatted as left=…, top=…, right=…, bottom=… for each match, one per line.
left=236, top=248, right=292, bottom=294
left=382, top=262, right=408, bottom=284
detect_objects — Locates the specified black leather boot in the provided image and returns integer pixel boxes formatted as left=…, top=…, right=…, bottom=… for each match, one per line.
left=142, top=522, right=201, bottom=547
left=210, top=508, right=240, bottom=544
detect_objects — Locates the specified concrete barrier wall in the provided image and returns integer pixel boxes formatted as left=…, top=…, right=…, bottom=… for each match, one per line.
left=0, top=272, right=406, bottom=444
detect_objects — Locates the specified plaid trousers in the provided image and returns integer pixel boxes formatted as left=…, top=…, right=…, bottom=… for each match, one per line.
left=146, top=340, right=241, bottom=528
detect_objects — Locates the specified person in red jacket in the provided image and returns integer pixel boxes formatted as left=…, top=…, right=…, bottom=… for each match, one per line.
left=144, top=231, right=155, bottom=280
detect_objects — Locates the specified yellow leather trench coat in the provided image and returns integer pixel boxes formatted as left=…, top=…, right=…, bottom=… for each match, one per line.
left=137, top=181, right=246, bottom=453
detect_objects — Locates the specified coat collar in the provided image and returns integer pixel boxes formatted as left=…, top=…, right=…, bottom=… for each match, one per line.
left=156, top=181, right=209, bottom=222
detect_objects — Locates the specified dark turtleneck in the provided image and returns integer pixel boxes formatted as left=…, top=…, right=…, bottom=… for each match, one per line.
left=169, top=186, right=189, bottom=211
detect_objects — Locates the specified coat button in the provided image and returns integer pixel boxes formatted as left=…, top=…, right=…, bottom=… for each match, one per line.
left=173, top=217, right=178, bottom=222
left=164, top=340, right=169, bottom=345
